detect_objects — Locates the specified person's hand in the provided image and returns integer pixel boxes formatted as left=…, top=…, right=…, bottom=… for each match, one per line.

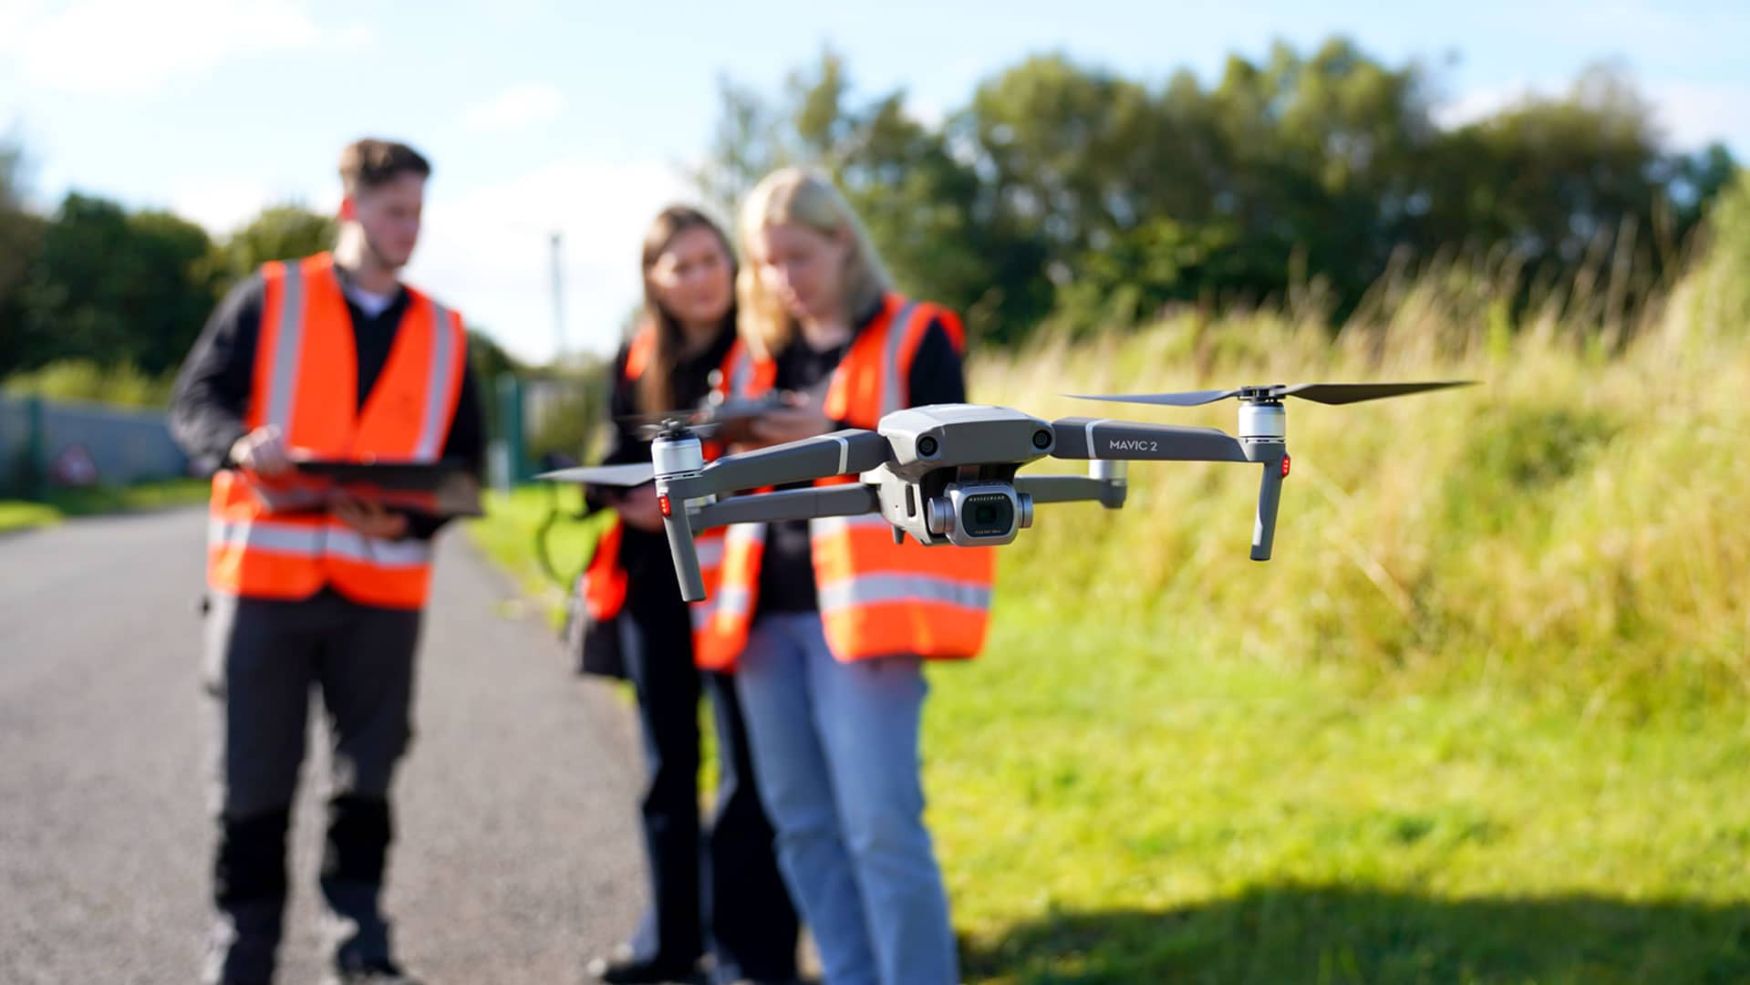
left=333, top=495, right=409, bottom=540
left=615, top=483, right=666, bottom=532
left=230, top=425, right=292, bottom=477
left=748, top=390, right=835, bottom=447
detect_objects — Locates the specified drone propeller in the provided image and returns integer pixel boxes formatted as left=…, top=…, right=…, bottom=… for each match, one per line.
left=630, top=418, right=727, bottom=442
left=537, top=462, right=657, bottom=487
left=1070, top=380, right=1473, bottom=407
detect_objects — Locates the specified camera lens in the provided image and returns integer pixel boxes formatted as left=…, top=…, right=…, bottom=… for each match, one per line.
left=959, top=493, right=1014, bottom=537
left=917, top=436, right=939, bottom=457
left=1033, top=428, right=1053, bottom=450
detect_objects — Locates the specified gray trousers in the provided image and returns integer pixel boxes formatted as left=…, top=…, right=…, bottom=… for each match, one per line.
left=202, top=588, right=421, bottom=985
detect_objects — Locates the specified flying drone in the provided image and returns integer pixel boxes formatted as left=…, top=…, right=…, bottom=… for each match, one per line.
left=543, top=381, right=1472, bottom=602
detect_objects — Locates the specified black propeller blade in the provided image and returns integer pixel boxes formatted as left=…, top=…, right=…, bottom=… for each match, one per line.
left=1071, top=380, right=1473, bottom=407
left=1066, top=388, right=1240, bottom=407
left=1278, top=381, right=1474, bottom=404
left=537, top=462, right=656, bottom=487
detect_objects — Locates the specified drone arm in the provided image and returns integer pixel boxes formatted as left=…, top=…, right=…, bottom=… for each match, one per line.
left=1049, top=417, right=1250, bottom=463
left=692, top=429, right=890, bottom=496
left=694, top=484, right=881, bottom=528
left=1014, top=472, right=1127, bottom=509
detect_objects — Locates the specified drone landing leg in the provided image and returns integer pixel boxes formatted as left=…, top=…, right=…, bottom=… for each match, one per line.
left=661, top=506, right=707, bottom=601
left=1251, top=460, right=1285, bottom=561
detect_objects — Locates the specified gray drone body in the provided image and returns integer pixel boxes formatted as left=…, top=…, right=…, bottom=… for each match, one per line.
left=863, top=405, right=1057, bottom=548
left=540, top=381, right=1472, bottom=602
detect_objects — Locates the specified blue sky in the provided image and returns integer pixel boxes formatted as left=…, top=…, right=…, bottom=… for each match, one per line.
left=4, top=0, right=1748, bottom=362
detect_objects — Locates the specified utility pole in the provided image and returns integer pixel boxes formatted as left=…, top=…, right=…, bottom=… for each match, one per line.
left=549, top=230, right=566, bottom=366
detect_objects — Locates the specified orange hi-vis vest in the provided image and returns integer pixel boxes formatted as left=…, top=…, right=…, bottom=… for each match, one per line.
left=693, top=294, right=992, bottom=671
left=207, top=253, right=467, bottom=610
left=580, top=326, right=737, bottom=639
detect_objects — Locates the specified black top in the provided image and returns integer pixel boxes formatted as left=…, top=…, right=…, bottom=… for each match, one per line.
left=756, top=304, right=966, bottom=615
left=169, top=268, right=487, bottom=540
left=600, top=323, right=739, bottom=619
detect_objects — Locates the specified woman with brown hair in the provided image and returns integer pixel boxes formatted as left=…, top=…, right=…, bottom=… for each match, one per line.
left=586, top=205, right=799, bottom=985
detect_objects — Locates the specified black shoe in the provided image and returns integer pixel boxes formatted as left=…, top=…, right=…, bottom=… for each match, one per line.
left=321, top=959, right=422, bottom=985
left=586, top=949, right=704, bottom=984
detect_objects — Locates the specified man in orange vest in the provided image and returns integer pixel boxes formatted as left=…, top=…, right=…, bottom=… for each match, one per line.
left=170, top=139, right=483, bottom=985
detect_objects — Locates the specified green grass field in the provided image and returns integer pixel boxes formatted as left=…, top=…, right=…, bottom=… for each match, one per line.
left=470, top=179, right=1750, bottom=983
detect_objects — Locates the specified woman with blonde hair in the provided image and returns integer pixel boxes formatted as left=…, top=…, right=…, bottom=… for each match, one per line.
left=585, top=205, right=799, bottom=985
left=695, top=168, right=993, bottom=985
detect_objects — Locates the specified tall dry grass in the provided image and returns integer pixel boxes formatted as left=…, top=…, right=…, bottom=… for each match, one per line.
left=973, top=175, right=1750, bottom=715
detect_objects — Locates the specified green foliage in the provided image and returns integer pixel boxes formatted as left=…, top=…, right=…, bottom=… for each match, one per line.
left=698, top=41, right=1740, bottom=346
left=975, top=225, right=1748, bottom=717
left=0, top=478, right=208, bottom=532
left=0, top=500, right=58, bottom=533
left=1690, top=169, right=1750, bottom=333
left=0, top=142, right=47, bottom=376
left=214, top=203, right=336, bottom=281
left=522, top=367, right=611, bottom=467
left=1, top=359, right=174, bottom=407
left=14, top=193, right=219, bottom=376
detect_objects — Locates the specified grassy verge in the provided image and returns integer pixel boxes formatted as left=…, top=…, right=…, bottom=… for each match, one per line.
left=0, top=478, right=210, bottom=533
left=466, top=485, right=612, bottom=625
left=930, top=602, right=1750, bottom=983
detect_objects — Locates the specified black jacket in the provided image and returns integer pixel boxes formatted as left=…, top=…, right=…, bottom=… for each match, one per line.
left=169, top=268, right=486, bottom=540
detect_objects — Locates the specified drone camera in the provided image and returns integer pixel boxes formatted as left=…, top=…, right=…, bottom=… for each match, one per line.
left=926, top=481, right=1033, bottom=547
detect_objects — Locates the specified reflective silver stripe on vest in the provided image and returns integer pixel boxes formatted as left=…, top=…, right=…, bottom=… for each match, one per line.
left=726, top=521, right=768, bottom=546
left=817, top=573, right=992, bottom=612
left=322, top=525, right=433, bottom=567
left=879, top=301, right=918, bottom=415
left=210, top=517, right=324, bottom=555
left=714, top=584, right=754, bottom=619
left=710, top=522, right=766, bottom=618
left=210, top=518, right=431, bottom=567
left=413, top=302, right=459, bottom=460
left=264, top=262, right=307, bottom=431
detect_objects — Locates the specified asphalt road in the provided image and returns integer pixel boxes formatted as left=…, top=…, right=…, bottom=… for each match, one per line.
left=0, top=507, right=646, bottom=983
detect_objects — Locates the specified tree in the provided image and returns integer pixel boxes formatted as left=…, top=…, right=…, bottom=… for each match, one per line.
left=215, top=203, right=336, bottom=286
left=19, top=193, right=218, bottom=376
left=0, top=140, right=48, bottom=376
left=690, top=41, right=1738, bottom=344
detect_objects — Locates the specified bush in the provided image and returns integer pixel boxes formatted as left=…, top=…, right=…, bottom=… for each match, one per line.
left=2, top=359, right=174, bottom=408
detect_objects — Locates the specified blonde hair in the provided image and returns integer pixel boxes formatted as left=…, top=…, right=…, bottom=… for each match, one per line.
left=736, top=168, right=892, bottom=358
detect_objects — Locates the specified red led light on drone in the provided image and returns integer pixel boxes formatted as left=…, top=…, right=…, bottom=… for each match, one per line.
left=658, top=494, right=672, bottom=517
left=1281, top=455, right=1292, bottom=478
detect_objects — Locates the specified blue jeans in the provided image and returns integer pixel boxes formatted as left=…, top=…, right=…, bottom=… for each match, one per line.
left=734, top=612, right=958, bottom=985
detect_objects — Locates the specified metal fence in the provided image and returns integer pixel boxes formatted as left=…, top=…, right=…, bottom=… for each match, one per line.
left=0, top=395, right=190, bottom=496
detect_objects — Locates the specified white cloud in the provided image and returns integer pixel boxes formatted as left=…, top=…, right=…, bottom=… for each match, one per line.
left=167, top=175, right=329, bottom=236
left=408, top=157, right=693, bottom=363
left=1, top=0, right=363, bottom=94
left=1644, top=81, right=1750, bottom=155
left=1433, top=78, right=1750, bottom=157
left=1430, top=81, right=1537, bottom=130
left=461, top=83, right=568, bottom=134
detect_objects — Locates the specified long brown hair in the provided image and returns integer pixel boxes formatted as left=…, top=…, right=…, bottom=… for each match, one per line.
left=637, top=205, right=738, bottom=414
